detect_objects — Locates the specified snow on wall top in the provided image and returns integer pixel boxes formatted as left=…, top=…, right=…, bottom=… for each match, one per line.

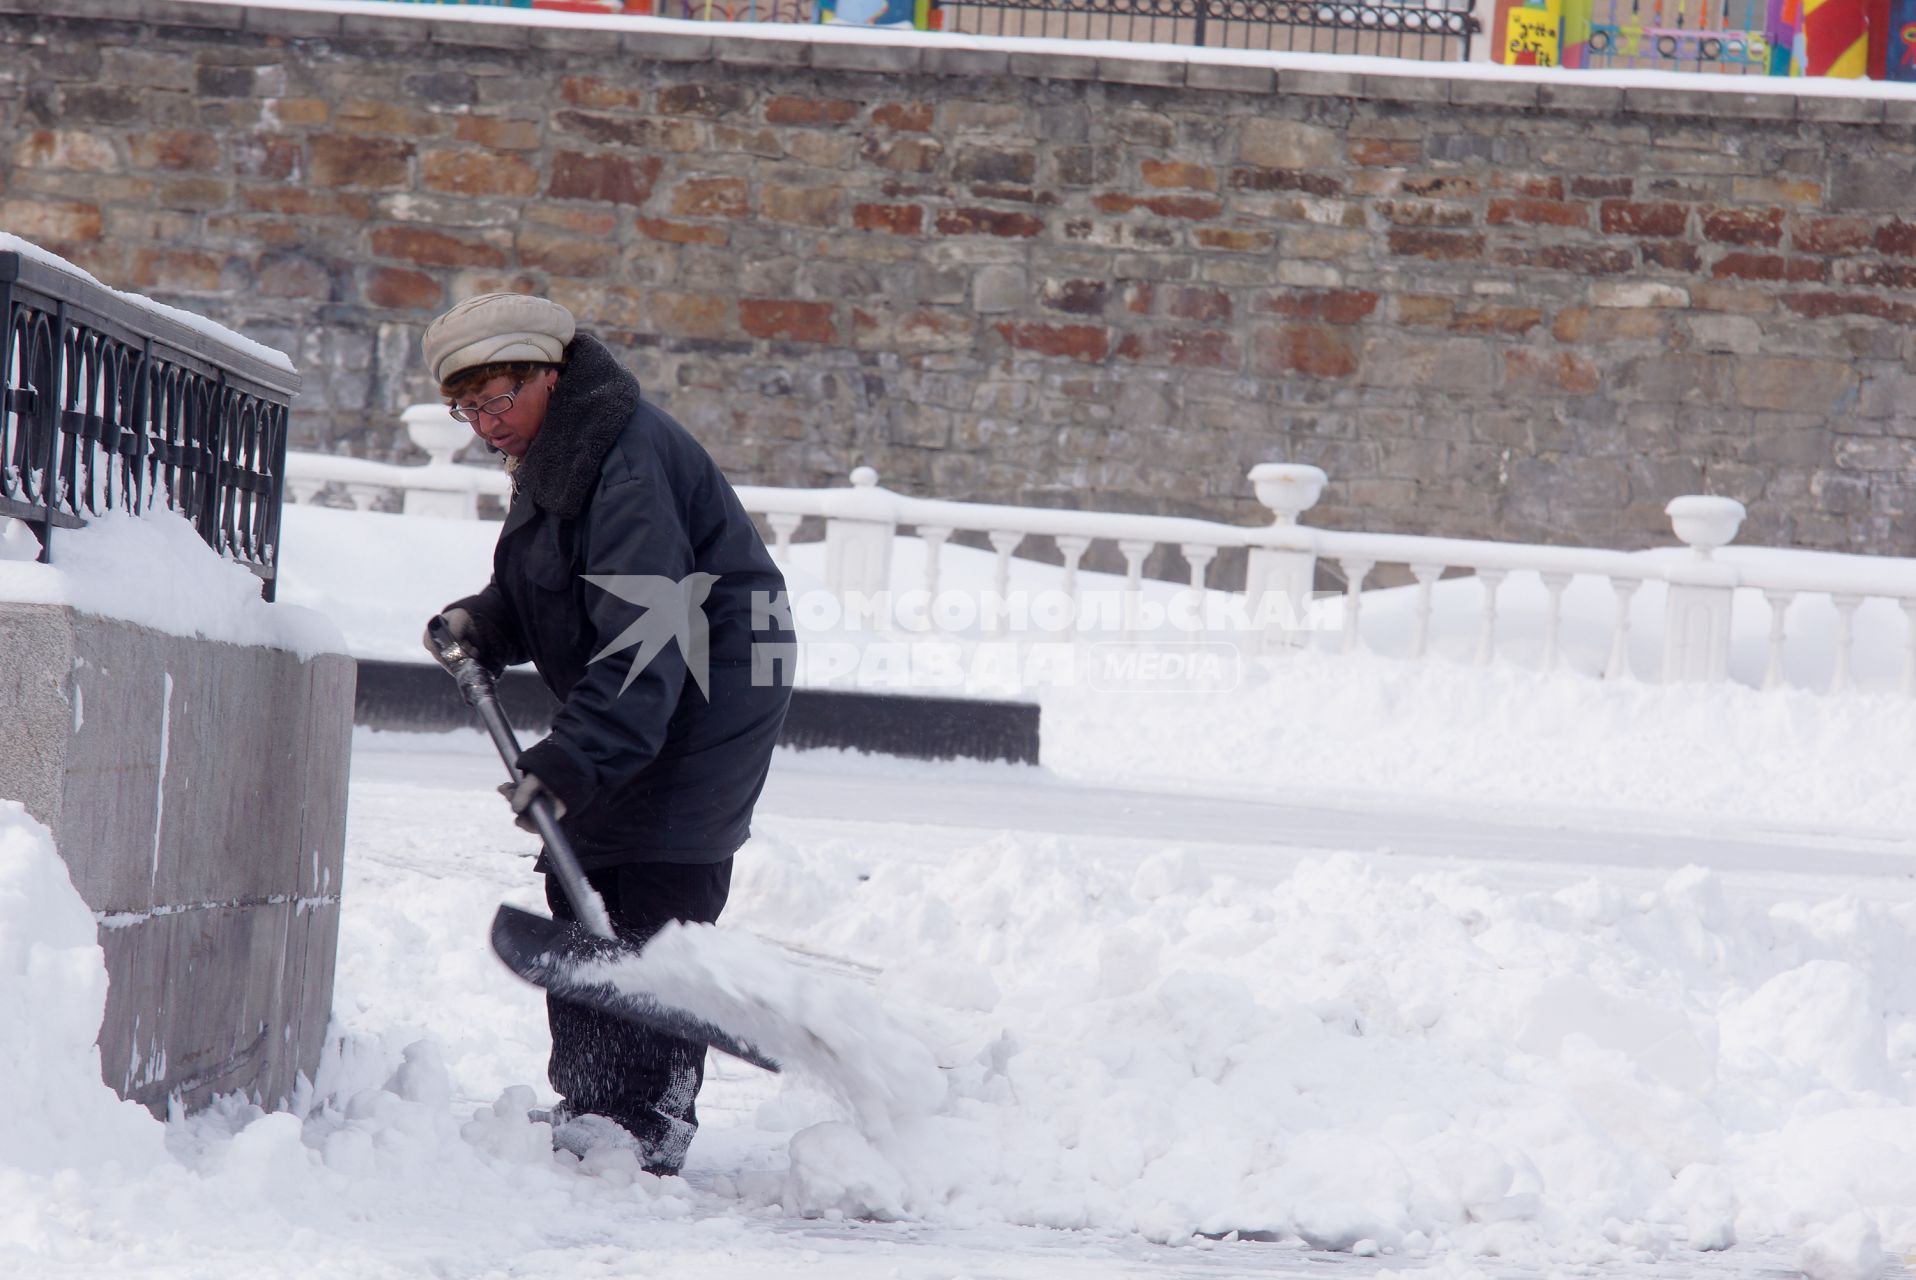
left=0, top=509, right=347, bottom=659
left=0, top=233, right=296, bottom=379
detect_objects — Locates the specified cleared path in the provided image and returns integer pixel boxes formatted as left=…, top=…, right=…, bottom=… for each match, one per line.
left=759, top=751, right=1916, bottom=900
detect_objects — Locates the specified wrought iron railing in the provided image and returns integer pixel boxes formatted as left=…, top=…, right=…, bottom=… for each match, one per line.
left=925, top=0, right=1475, bottom=58
left=0, top=250, right=298, bottom=599
left=623, top=0, right=1478, bottom=59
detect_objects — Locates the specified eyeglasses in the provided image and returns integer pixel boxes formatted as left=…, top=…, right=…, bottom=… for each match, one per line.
left=449, top=381, right=524, bottom=424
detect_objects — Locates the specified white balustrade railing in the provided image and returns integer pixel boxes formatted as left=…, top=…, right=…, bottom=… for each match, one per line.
left=287, top=408, right=1916, bottom=696
left=285, top=404, right=510, bottom=518
left=743, top=470, right=1916, bottom=695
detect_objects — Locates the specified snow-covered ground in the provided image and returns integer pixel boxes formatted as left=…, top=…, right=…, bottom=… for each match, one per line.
left=9, top=514, right=1916, bottom=1279
left=7, top=714, right=1916, bottom=1279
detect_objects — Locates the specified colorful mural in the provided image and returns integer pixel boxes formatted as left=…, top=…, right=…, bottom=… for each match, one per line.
left=816, top=0, right=935, bottom=26
left=363, top=0, right=1916, bottom=76
left=1500, top=0, right=1914, bottom=72
left=1802, top=0, right=1870, bottom=72
left=1885, top=0, right=1916, bottom=75
left=1504, top=0, right=1565, bottom=64
left=386, top=0, right=629, bottom=9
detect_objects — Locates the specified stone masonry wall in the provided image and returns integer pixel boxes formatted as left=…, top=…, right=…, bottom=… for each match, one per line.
left=2, top=0, right=1914, bottom=559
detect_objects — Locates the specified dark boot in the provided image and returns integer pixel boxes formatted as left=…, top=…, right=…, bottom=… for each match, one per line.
left=543, top=859, right=732, bottom=1177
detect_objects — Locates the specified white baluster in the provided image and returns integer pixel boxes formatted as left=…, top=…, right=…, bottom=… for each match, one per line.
left=1830, top=594, right=1863, bottom=693
left=1408, top=563, right=1442, bottom=660
left=988, top=529, right=1023, bottom=598
left=1119, top=539, right=1153, bottom=639
left=1761, top=589, right=1793, bottom=691
left=767, top=512, right=801, bottom=562
left=1903, top=600, right=1916, bottom=697
left=1604, top=578, right=1640, bottom=680
left=917, top=524, right=951, bottom=598
left=1180, top=543, right=1218, bottom=641
left=1056, top=534, right=1090, bottom=633
left=1337, top=558, right=1373, bottom=655
left=1181, top=543, right=1217, bottom=591
left=345, top=484, right=382, bottom=511
left=288, top=479, right=324, bottom=505
left=1475, top=569, right=1507, bottom=666
left=988, top=530, right=1024, bottom=635
left=1540, top=571, right=1572, bottom=672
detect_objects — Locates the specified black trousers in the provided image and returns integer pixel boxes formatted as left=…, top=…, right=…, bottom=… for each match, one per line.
left=543, top=857, right=733, bottom=1172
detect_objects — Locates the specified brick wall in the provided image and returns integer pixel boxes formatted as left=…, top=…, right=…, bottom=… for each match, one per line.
left=3, top=1, right=1914, bottom=556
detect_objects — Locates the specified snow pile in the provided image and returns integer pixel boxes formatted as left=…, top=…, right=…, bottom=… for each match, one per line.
left=0, top=795, right=732, bottom=1275
left=592, top=923, right=946, bottom=1137
left=724, top=832, right=1916, bottom=1264
left=11, top=727, right=1914, bottom=1276
left=1800, top=1212, right=1888, bottom=1280
left=1042, top=648, right=1916, bottom=834
left=0, top=802, right=167, bottom=1177
left=0, top=509, right=343, bottom=657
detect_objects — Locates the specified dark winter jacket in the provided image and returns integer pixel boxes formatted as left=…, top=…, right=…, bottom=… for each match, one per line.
left=446, top=334, right=794, bottom=867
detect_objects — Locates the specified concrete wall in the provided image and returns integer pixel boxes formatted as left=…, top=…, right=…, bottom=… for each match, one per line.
left=0, top=602, right=355, bottom=1115
left=1, top=2, right=1914, bottom=558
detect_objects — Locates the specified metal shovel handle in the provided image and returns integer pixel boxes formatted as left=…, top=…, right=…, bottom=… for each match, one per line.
left=426, top=616, right=615, bottom=940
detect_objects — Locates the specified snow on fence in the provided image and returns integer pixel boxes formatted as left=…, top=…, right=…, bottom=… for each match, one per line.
left=287, top=407, right=1916, bottom=696
left=1, top=239, right=299, bottom=599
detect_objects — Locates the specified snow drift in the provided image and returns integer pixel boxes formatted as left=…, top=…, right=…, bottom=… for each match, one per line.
left=724, top=830, right=1916, bottom=1264
left=0, top=802, right=166, bottom=1178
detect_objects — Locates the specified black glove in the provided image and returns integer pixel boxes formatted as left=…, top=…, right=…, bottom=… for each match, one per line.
left=423, top=606, right=485, bottom=667
left=498, top=772, right=566, bottom=835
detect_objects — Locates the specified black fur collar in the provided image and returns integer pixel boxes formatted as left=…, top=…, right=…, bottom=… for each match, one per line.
left=514, top=333, right=643, bottom=519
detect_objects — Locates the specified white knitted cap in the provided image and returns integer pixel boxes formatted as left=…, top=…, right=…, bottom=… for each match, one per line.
left=422, top=293, right=576, bottom=384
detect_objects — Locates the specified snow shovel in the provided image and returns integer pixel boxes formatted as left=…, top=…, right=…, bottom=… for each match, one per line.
left=425, top=616, right=781, bottom=1074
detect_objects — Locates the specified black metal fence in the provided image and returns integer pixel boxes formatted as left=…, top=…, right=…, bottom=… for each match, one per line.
left=631, top=0, right=1477, bottom=60
left=0, top=250, right=298, bottom=600
left=913, top=0, right=1473, bottom=59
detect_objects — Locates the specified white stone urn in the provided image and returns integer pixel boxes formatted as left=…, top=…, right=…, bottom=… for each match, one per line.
left=1247, top=463, right=1328, bottom=525
left=1665, top=495, right=1746, bottom=559
left=402, top=402, right=470, bottom=468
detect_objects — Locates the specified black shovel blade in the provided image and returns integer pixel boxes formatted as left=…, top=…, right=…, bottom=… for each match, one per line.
left=489, top=904, right=781, bottom=1074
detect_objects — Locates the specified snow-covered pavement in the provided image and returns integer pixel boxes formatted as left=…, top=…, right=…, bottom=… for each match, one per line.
left=318, top=731, right=1916, bottom=1280
left=373, top=731, right=1916, bottom=900
left=10, top=598, right=1916, bottom=1280
left=755, top=751, right=1916, bottom=903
